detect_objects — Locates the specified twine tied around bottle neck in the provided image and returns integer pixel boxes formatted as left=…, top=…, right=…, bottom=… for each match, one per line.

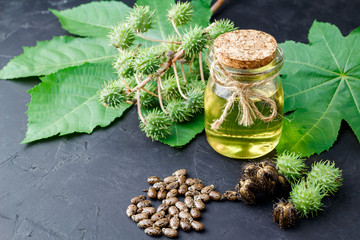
left=209, top=58, right=279, bottom=131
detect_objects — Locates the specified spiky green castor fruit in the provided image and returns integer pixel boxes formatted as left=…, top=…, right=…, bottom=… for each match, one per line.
left=99, top=80, right=127, bottom=108
left=140, top=81, right=158, bottom=108
left=140, top=109, right=172, bottom=141
left=167, top=2, right=193, bottom=26
left=208, top=19, right=237, bottom=40
left=290, top=180, right=325, bottom=218
left=163, top=34, right=180, bottom=53
left=166, top=99, right=193, bottom=123
left=134, top=47, right=163, bottom=75
left=113, top=50, right=135, bottom=78
left=162, top=75, right=185, bottom=101
left=108, top=22, right=135, bottom=49
left=127, top=4, right=155, bottom=33
left=275, top=151, right=307, bottom=184
left=307, top=160, right=343, bottom=195
left=182, top=25, right=208, bottom=56
left=186, top=81, right=205, bottom=114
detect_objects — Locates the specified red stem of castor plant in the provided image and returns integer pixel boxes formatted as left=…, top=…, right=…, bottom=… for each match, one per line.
left=170, top=19, right=182, bottom=38
left=157, top=76, right=168, bottom=114
left=136, top=31, right=182, bottom=45
left=134, top=75, right=146, bottom=123
left=211, top=0, right=225, bottom=14
left=172, top=62, right=189, bottom=100
left=180, top=63, right=188, bottom=84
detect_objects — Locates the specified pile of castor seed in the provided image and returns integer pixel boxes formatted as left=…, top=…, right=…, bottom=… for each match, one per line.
left=126, top=169, right=224, bottom=238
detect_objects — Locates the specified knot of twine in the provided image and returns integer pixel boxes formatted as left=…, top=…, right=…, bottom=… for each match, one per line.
left=210, top=58, right=279, bottom=131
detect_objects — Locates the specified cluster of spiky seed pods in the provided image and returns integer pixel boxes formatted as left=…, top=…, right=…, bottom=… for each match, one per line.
left=126, top=169, right=224, bottom=238
left=99, top=2, right=236, bottom=141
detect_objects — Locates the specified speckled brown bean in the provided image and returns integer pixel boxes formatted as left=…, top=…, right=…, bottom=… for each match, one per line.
left=157, top=203, right=169, bottom=213
left=153, top=182, right=167, bottom=190
left=175, top=201, right=188, bottom=212
left=162, top=197, right=178, bottom=206
left=154, top=218, right=170, bottom=228
left=137, top=219, right=154, bottom=229
left=137, top=200, right=151, bottom=209
left=131, top=212, right=149, bottom=222
left=173, top=169, right=187, bottom=177
left=164, top=176, right=177, bottom=184
left=170, top=215, right=180, bottom=229
left=180, top=219, right=192, bottom=232
left=194, top=199, right=206, bottom=211
left=177, top=175, right=186, bottom=185
left=178, top=184, right=188, bottom=195
left=166, top=181, right=179, bottom=191
left=162, top=228, right=178, bottom=238
left=191, top=220, right=204, bottom=231
left=147, top=187, right=157, bottom=199
left=184, top=196, right=194, bottom=208
left=130, top=195, right=146, bottom=204
left=185, top=191, right=200, bottom=197
left=147, top=176, right=162, bottom=184
left=151, top=211, right=165, bottom=222
left=139, top=207, right=155, bottom=215
left=201, top=185, right=215, bottom=194
left=126, top=204, right=137, bottom=217
left=166, top=189, right=178, bottom=198
left=179, top=210, right=192, bottom=220
left=157, top=188, right=167, bottom=200
left=209, top=191, right=224, bottom=201
left=224, top=191, right=240, bottom=201
left=189, top=183, right=204, bottom=192
left=195, top=194, right=211, bottom=203
left=185, top=178, right=201, bottom=186
left=144, top=227, right=162, bottom=237
left=190, top=208, right=201, bottom=219
left=168, top=206, right=179, bottom=216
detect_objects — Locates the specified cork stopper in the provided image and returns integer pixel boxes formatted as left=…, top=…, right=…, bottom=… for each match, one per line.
left=213, top=30, right=277, bottom=69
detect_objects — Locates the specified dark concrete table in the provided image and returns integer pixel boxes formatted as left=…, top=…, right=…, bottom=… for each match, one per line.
left=1, top=0, right=359, bottom=239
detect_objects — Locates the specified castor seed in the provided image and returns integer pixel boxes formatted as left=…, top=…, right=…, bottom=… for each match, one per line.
left=151, top=211, right=165, bottom=222
left=130, top=195, right=146, bottom=204
left=191, top=220, right=204, bottom=231
left=153, top=182, right=167, bottom=190
left=209, top=191, right=224, bottom=201
left=144, top=227, right=162, bottom=237
left=154, top=218, right=170, bottom=228
left=195, top=194, right=211, bottom=203
left=126, top=204, right=137, bottom=217
left=157, top=203, right=169, bottom=213
left=189, top=183, right=204, bottom=191
left=177, top=175, right=186, bottom=185
left=175, top=201, right=188, bottom=212
left=201, top=185, right=215, bottom=194
left=180, top=219, right=192, bottom=232
left=168, top=206, right=179, bottom=216
left=166, top=189, right=178, bottom=198
left=173, top=169, right=187, bottom=177
left=184, top=196, right=194, bottom=208
left=147, top=176, right=162, bottom=184
left=178, top=184, right=188, bottom=195
left=186, top=178, right=201, bottom=186
left=194, top=199, right=206, bottom=211
left=137, top=200, right=151, bottom=209
left=157, top=188, right=167, bottom=200
left=138, top=207, right=155, bottom=215
left=185, top=190, right=200, bottom=197
left=162, top=197, right=178, bottom=206
left=131, top=212, right=149, bottom=222
left=224, top=191, right=240, bottom=201
left=170, top=215, right=180, bottom=229
left=137, top=219, right=154, bottom=229
left=162, top=228, right=178, bottom=238
left=164, top=176, right=177, bottom=184
left=190, top=208, right=201, bottom=219
left=166, top=181, right=179, bottom=191
left=147, top=187, right=157, bottom=199
left=179, top=210, right=192, bottom=220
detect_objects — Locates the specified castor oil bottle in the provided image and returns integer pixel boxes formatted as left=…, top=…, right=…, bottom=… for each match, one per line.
left=205, top=30, right=284, bottom=159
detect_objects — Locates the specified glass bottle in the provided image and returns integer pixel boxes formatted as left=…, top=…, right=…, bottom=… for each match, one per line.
left=204, top=30, right=284, bottom=159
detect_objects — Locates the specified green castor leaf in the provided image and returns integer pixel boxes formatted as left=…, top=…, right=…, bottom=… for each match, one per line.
left=140, top=108, right=172, bottom=141
left=208, top=19, right=237, bottom=40
left=113, top=49, right=135, bottom=78
left=307, top=160, right=343, bottom=195
left=166, top=99, right=193, bottom=123
left=275, top=151, right=308, bottom=183
left=290, top=180, right=325, bottom=218
left=99, top=79, right=128, bottom=108
left=127, top=4, right=155, bottom=33
left=167, top=2, right=193, bottom=26
left=108, top=22, right=135, bottom=49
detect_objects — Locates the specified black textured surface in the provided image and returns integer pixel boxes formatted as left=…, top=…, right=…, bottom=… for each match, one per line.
left=1, top=0, right=360, bottom=239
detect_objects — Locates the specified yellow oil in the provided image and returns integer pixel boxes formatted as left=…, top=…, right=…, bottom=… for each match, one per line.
left=204, top=82, right=283, bottom=159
